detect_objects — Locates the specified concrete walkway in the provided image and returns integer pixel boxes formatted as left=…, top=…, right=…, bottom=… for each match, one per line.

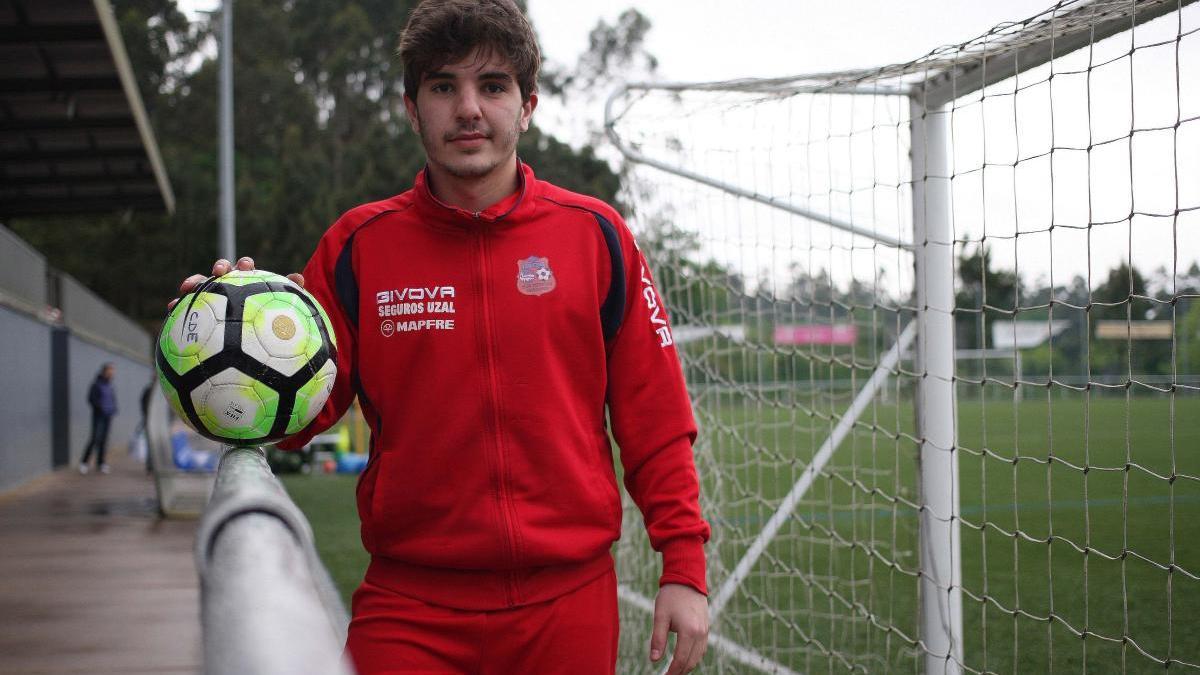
left=0, top=453, right=202, bottom=674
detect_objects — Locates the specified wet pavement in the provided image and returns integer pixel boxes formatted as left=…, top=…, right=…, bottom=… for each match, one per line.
left=0, top=454, right=201, bottom=674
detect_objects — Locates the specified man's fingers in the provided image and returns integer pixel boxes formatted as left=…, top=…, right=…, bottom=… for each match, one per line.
left=178, top=274, right=206, bottom=294
left=690, top=632, right=709, bottom=670
left=664, top=631, right=693, bottom=675
left=649, top=608, right=671, bottom=662
left=172, top=257, right=253, bottom=311
left=667, top=627, right=709, bottom=675
left=287, top=272, right=306, bottom=289
left=172, top=273, right=207, bottom=307
left=685, top=610, right=710, bottom=672
left=212, top=256, right=254, bottom=275
left=681, top=628, right=707, bottom=673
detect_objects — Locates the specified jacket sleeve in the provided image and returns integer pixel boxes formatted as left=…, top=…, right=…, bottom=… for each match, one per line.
left=605, top=214, right=711, bottom=595
left=276, top=216, right=360, bottom=451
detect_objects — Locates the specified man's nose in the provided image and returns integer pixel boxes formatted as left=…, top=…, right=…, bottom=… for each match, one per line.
left=455, top=89, right=483, bottom=121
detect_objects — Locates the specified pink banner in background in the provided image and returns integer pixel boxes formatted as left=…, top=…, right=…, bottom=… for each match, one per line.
left=773, top=324, right=858, bottom=345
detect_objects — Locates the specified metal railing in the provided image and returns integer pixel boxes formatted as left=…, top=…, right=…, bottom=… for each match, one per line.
left=195, top=446, right=355, bottom=675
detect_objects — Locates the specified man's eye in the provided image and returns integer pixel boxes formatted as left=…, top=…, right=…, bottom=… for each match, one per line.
left=430, top=83, right=452, bottom=93
left=484, top=83, right=506, bottom=94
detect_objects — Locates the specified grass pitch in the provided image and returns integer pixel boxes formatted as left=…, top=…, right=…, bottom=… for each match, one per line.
left=279, top=472, right=367, bottom=607
left=283, top=394, right=1200, bottom=673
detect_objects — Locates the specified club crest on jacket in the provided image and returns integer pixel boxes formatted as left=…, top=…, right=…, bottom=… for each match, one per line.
left=516, top=256, right=556, bottom=296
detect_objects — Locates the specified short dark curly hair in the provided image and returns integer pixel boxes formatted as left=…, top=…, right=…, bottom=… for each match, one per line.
left=399, top=0, right=540, bottom=103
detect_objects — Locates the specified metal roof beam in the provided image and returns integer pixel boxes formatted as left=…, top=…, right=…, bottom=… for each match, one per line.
left=0, top=116, right=135, bottom=132
left=0, top=147, right=145, bottom=162
left=4, top=172, right=153, bottom=187
left=0, top=194, right=164, bottom=216
left=0, top=25, right=105, bottom=43
left=0, top=76, right=123, bottom=94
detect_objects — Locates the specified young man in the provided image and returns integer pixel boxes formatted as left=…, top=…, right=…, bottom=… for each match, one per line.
left=180, top=1, right=709, bottom=672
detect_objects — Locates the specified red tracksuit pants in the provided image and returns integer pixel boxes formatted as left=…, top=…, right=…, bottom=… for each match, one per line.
left=345, top=568, right=619, bottom=674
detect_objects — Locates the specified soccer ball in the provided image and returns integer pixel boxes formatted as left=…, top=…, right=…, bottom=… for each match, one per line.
left=155, top=269, right=337, bottom=446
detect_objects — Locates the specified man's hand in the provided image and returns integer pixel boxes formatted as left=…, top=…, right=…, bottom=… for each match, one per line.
left=167, top=257, right=305, bottom=310
left=649, top=583, right=709, bottom=674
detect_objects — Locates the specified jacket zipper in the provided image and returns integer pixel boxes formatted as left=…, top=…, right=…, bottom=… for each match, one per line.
left=474, top=229, right=522, bottom=606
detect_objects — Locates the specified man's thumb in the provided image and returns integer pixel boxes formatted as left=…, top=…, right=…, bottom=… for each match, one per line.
left=649, top=607, right=670, bottom=661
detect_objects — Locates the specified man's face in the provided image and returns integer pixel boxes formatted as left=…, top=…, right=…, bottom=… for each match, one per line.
left=103, top=365, right=114, bottom=380
left=404, top=48, right=536, bottom=182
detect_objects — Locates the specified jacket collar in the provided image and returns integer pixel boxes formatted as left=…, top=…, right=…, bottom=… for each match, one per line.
left=413, top=159, right=537, bottom=228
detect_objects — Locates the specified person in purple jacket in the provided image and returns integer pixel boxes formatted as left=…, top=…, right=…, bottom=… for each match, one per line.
left=79, top=363, right=117, bottom=475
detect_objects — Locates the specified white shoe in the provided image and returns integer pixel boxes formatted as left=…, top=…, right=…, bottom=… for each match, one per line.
left=78, top=464, right=90, bottom=475
left=99, top=464, right=111, bottom=475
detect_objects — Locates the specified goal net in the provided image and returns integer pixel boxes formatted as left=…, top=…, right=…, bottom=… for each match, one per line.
left=606, top=1, right=1200, bottom=672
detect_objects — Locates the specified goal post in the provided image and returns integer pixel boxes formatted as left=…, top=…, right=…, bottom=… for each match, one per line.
left=911, top=96, right=963, bottom=674
left=605, top=0, right=1199, bottom=672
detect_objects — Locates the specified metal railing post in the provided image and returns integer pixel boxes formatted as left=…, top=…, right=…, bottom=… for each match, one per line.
left=195, top=447, right=353, bottom=675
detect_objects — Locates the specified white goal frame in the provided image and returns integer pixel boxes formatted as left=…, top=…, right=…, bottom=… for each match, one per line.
left=603, top=1, right=1194, bottom=672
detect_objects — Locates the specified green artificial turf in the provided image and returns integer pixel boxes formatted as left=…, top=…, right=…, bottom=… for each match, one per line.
left=279, top=473, right=367, bottom=606
left=283, top=394, right=1200, bottom=674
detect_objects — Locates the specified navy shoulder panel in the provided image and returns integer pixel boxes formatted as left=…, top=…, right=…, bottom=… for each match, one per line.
left=538, top=196, right=627, bottom=341
left=591, top=211, right=626, bottom=341
left=334, top=235, right=359, bottom=328
left=331, top=209, right=401, bottom=331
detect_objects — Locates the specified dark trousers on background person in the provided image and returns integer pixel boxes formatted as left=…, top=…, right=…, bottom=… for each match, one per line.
left=81, top=412, right=112, bottom=467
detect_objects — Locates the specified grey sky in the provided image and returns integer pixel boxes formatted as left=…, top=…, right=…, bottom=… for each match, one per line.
left=181, top=1, right=1066, bottom=90
left=177, top=1, right=1197, bottom=291
left=528, top=0, right=1057, bottom=81
left=529, top=1, right=1197, bottom=292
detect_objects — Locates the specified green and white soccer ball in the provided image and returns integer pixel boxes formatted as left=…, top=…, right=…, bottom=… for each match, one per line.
left=155, top=269, right=337, bottom=446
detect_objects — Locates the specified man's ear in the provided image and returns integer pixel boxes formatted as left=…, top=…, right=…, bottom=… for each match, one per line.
left=404, top=95, right=421, bottom=134
left=518, top=92, right=538, bottom=133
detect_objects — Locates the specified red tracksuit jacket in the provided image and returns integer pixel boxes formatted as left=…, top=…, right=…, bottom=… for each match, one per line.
left=279, top=162, right=710, bottom=610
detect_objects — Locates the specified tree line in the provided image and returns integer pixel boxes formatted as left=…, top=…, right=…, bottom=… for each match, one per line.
left=9, top=1, right=1196, bottom=387
left=9, top=0, right=621, bottom=329
left=648, top=240, right=1200, bottom=386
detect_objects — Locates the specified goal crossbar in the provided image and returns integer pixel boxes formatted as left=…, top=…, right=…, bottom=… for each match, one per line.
left=606, top=0, right=1193, bottom=106
left=917, top=0, right=1195, bottom=107
left=603, top=86, right=913, bottom=251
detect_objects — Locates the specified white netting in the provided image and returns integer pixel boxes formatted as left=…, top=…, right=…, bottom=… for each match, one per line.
left=608, top=0, right=1200, bottom=672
